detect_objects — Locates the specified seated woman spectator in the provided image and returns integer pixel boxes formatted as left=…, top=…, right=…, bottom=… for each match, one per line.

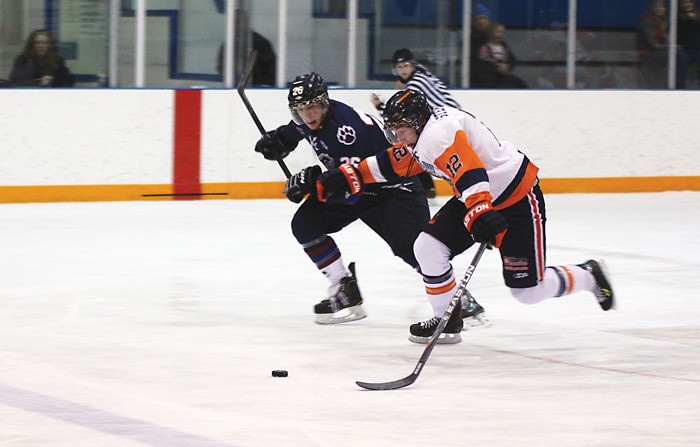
left=637, top=0, right=690, bottom=89
left=8, top=29, right=73, bottom=87
left=477, top=22, right=528, bottom=88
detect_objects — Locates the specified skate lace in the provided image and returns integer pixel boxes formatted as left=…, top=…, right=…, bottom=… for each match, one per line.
left=420, top=316, right=440, bottom=329
left=326, top=282, right=351, bottom=312
left=593, top=287, right=612, bottom=302
left=328, top=294, right=348, bottom=312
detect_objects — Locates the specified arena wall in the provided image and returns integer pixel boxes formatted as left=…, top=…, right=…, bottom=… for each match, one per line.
left=0, top=89, right=698, bottom=203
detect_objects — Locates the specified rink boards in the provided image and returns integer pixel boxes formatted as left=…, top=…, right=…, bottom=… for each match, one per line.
left=0, top=89, right=698, bottom=203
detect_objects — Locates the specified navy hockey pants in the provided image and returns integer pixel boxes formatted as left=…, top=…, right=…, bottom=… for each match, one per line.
left=291, top=178, right=430, bottom=270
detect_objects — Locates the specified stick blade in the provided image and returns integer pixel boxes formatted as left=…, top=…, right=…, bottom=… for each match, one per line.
left=356, top=375, right=417, bottom=391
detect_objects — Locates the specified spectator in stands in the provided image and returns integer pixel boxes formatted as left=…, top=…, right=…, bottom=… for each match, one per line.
left=469, top=3, right=501, bottom=88
left=470, top=4, right=492, bottom=57
left=217, top=31, right=276, bottom=86
left=678, top=0, right=700, bottom=87
left=637, top=0, right=690, bottom=89
left=248, top=31, right=276, bottom=86
left=8, top=29, right=73, bottom=87
left=369, top=48, right=461, bottom=198
left=477, top=22, right=528, bottom=88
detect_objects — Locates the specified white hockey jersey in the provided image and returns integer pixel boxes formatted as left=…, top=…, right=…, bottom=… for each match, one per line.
left=357, top=106, right=539, bottom=210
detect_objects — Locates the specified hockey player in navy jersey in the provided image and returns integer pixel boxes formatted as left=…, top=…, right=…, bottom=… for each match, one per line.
left=254, top=73, right=487, bottom=326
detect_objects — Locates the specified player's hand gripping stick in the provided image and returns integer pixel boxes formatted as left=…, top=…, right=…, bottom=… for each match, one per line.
left=464, top=201, right=508, bottom=248
left=284, top=166, right=322, bottom=203
left=316, top=164, right=364, bottom=203
left=254, top=125, right=297, bottom=161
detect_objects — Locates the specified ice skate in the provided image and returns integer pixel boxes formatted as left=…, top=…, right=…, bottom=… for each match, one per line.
left=409, top=299, right=463, bottom=344
left=461, top=290, right=491, bottom=329
left=314, top=262, right=367, bottom=324
left=578, top=259, right=615, bottom=311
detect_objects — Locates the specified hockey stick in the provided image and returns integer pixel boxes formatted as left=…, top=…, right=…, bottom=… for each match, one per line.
left=237, top=50, right=292, bottom=178
left=356, top=242, right=489, bottom=391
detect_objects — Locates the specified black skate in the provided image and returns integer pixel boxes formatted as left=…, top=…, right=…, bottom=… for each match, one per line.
left=409, top=299, right=463, bottom=344
left=461, top=290, right=491, bottom=329
left=578, top=260, right=615, bottom=311
left=314, top=262, right=367, bottom=324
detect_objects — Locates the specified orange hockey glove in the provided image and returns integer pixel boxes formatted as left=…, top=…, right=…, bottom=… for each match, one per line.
left=463, top=201, right=508, bottom=248
left=316, top=163, right=364, bottom=203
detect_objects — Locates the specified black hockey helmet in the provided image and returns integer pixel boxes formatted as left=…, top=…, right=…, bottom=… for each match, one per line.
left=392, top=48, right=415, bottom=66
left=287, top=72, right=330, bottom=124
left=382, top=89, right=431, bottom=142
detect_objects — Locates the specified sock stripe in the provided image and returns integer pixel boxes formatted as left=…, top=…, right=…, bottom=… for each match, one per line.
left=549, top=266, right=567, bottom=297
left=560, top=265, right=575, bottom=295
left=303, top=236, right=341, bottom=270
left=425, top=279, right=457, bottom=296
left=421, top=267, right=454, bottom=285
left=423, top=267, right=456, bottom=295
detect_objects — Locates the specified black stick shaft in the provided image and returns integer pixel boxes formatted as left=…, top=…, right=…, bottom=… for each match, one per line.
left=237, top=50, right=292, bottom=178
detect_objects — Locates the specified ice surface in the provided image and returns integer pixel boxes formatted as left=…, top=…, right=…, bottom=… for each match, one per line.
left=1, top=192, right=699, bottom=446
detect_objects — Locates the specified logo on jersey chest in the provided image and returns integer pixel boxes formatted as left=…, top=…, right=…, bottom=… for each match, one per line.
left=310, top=135, right=330, bottom=154
left=413, top=151, right=450, bottom=183
left=337, top=125, right=356, bottom=145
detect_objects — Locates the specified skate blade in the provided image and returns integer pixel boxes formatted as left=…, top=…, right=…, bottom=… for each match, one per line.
left=408, top=332, right=462, bottom=345
left=462, top=313, right=492, bottom=331
left=314, top=305, right=367, bottom=325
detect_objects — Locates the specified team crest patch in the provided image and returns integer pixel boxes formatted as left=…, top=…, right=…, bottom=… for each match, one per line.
left=337, top=125, right=356, bottom=145
left=310, top=135, right=329, bottom=154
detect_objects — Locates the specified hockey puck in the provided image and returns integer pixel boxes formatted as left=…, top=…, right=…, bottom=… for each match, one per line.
left=271, top=370, right=288, bottom=377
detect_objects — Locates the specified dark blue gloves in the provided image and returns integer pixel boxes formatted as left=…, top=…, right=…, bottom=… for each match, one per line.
left=284, top=165, right=322, bottom=203
left=254, top=125, right=298, bottom=161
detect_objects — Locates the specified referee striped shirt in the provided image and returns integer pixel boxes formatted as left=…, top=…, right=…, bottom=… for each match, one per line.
left=405, top=63, right=460, bottom=109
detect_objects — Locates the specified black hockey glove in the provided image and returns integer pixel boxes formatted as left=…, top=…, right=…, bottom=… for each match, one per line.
left=285, top=165, right=322, bottom=203
left=463, top=201, right=508, bottom=248
left=317, top=164, right=364, bottom=204
left=254, top=125, right=298, bottom=161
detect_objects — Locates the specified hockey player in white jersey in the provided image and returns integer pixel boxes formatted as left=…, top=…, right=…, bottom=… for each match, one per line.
left=370, top=48, right=460, bottom=200
left=316, top=89, right=615, bottom=344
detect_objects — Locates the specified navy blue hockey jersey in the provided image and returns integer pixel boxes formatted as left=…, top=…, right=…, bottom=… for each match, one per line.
left=280, top=100, right=393, bottom=171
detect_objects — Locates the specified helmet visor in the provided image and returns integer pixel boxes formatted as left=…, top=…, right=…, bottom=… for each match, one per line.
left=289, top=96, right=330, bottom=125
left=383, top=127, right=399, bottom=144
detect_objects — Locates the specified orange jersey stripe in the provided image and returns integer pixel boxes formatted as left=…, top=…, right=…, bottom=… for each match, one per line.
left=356, top=145, right=424, bottom=184
left=387, top=145, right=423, bottom=177
left=425, top=279, right=457, bottom=295
left=433, top=129, right=485, bottom=187
left=494, top=163, right=540, bottom=211
left=356, top=159, right=377, bottom=183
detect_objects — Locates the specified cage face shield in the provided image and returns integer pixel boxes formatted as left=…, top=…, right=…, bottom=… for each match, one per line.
left=288, top=73, right=330, bottom=125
